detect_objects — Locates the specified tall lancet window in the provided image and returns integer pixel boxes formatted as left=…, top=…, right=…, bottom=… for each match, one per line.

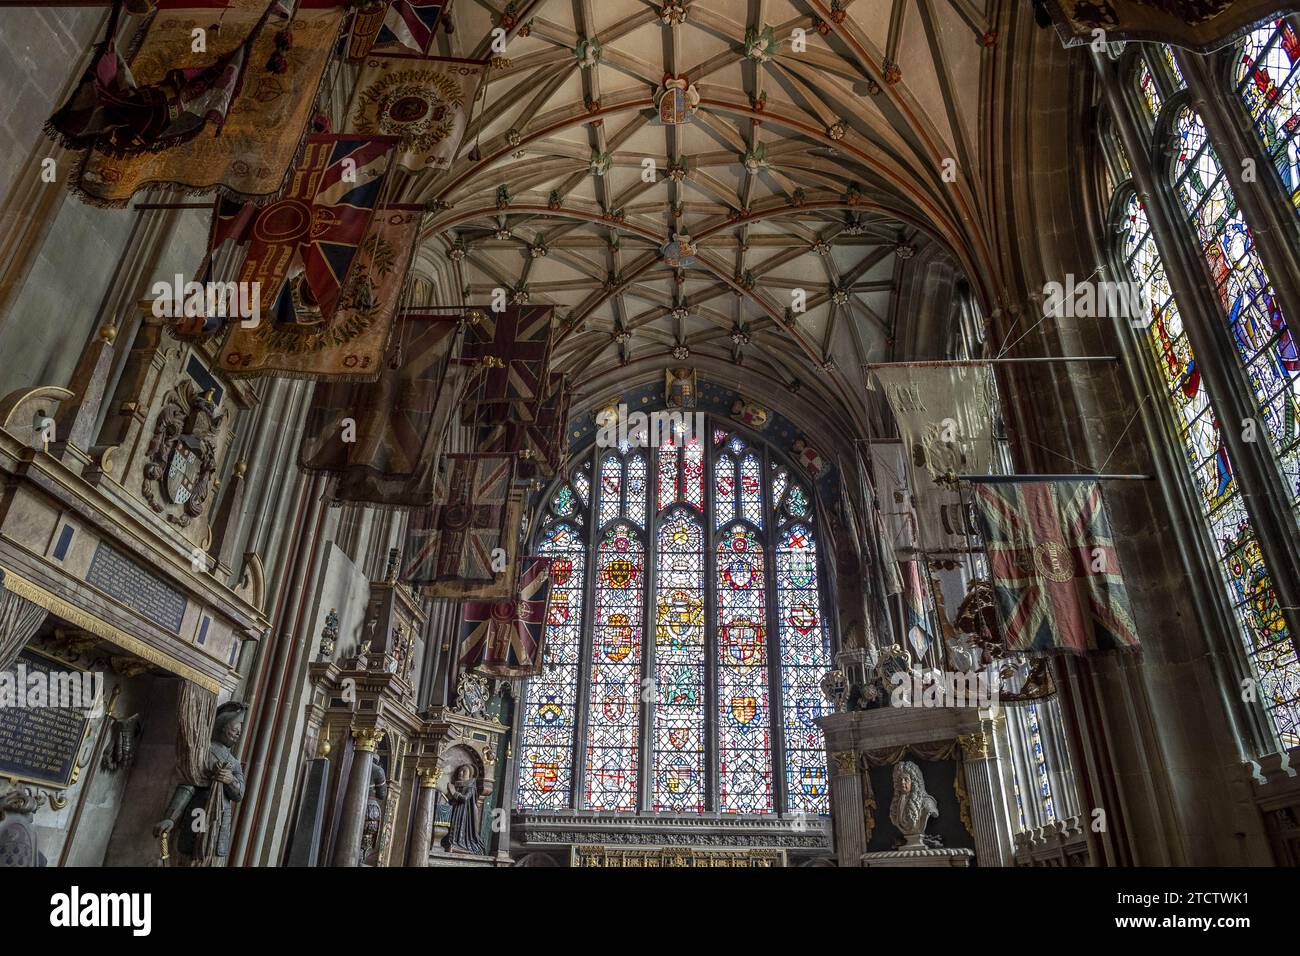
left=1235, top=20, right=1300, bottom=210
left=1103, top=47, right=1300, bottom=747
left=515, top=415, right=834, bottom=815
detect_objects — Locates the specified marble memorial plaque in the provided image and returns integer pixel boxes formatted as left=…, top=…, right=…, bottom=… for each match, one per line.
left=85, top=541, right=187, bottom=634
left=0, top=650, right=93, bottom=789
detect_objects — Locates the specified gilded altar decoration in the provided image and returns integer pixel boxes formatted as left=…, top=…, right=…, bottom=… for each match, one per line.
left=142, top=382, right=227, bottom=527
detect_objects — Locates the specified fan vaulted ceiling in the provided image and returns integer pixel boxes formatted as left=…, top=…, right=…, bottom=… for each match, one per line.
left=398, top=0, right=1001, bottom=435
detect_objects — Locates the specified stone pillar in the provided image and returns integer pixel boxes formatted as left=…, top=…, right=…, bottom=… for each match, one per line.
left=406, top=768, right=440, bottom=867
left=827, top=749, right=866, bottom=867
left=332, top=726, right=384, bottom=867
left=958, top=725, right=1015, bottom=867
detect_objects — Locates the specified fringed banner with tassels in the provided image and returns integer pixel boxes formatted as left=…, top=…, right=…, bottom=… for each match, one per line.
left=459, top=305, right=556, bottom=425
left=298, top=313, right=464, bottom=505
left=45, top=0, right=295, bottom=157
left=214, top=133, right=398, bottom=359
left=1041, top=0, right=1293, bottom=54
left=347, top=52, right=486, bottom=173
left=72, top=0, right=346, bottom=207
left=477, top=372, right=572, bottom=480
left=215, top=203, right=421, bottom=378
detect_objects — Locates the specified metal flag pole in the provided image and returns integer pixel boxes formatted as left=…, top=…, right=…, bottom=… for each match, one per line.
left=956, top=474, right=1151, bottom=483
left=864, top=357, right=1118, bottom=369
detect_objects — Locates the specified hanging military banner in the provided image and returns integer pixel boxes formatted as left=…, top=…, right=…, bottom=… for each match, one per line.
left=348, top=53, right=486, bottom=173
left=72, top=0, right=345, bottom=206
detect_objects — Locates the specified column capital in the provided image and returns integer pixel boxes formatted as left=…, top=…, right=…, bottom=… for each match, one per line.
left=416, top=766, right=442, bottom=789
left=957, top=731, right=991, bottom=760
left=352, top=726, right=386, bottom=753
left=830, top=749, right=859, bottom=775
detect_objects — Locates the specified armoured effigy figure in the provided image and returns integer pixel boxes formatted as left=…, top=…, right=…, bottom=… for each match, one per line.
left=154, top=701, right=246, bottom=865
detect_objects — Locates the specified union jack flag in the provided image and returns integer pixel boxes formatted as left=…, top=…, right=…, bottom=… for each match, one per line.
left=373, top=0, right=444, bottom=55
left=477, top=372, right=571, bottom=479
left=972, top=480, right=1139, bottom=654
left=460, top=306, right=556, bottom=425
left=234, top=133, right=398, bottom=326
left=403, top=453, right=524, bottom=598
left=458, top=556, right=552, bottom=677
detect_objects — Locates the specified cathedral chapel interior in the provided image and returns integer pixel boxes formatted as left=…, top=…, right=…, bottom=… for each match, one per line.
left=2, top=0, right=1300, bottom=880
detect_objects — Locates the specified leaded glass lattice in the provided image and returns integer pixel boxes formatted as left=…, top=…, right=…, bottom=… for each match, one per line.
left=1236, top=21, right=1300, bottom=211
left=517, top=415, right=836, bottom=815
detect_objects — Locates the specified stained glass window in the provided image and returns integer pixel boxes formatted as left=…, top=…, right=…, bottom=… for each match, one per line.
left=1235, top=20, right=1300, bottom=210
left=1172, top=106, right=1300, bottom=520
left=653, top=509, right=706, bottom=811
left=1136, top=56, right=1163, bottom=118
left=587, top=520, right=644, bottom=811
left=517, top=415, right=835, bottom=815
left=717, top=524, right=773, bottom=812
left=777, top=522, right=832, bottom=813
left=516, top=520, right=586, bottom=809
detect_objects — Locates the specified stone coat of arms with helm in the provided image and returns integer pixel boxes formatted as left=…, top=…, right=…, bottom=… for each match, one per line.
left=142, top=380, right=228, bottom=527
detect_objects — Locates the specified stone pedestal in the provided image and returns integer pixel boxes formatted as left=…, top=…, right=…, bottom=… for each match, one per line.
left=817, top=705, right=1015, bottom=867
left=862, top=847, right=974, bottom=867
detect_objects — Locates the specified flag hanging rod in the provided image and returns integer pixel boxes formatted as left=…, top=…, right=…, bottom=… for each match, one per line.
left=956, top=474, right=1151, bottom=483
left=132, top=202, right=214, bottom=212
left=864, top=357, right=1117, bottom=369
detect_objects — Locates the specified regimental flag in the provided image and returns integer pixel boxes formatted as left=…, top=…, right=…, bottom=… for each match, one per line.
left=347, top=53, right=486, bottom=173
left=872, top=362, right=996, bottom=483
left=218, top=204, right=421, bottom=379
left=1040, top=0, right=1291, bottom=54
left=458, top=556, right=553, bottom=677
left=345, top=0, right=390, bottom=60
left=374, top=0, right=445, bottom=54
left=298, top=313, right=463, bottom=505
left=901, top=560, right=934, bottom=662
left=224, top=133, right=398, bottom=348
left=404, top=453, right=525, bottom=598
left=478, top=372, right=572, bottom=480
left=73, top=0, right=346, bottom=207
left=972, top=480, right=1140, bottom=654
left=460, top=306, right=556, bottom=425
left=46, top=0, right=293, bottom=156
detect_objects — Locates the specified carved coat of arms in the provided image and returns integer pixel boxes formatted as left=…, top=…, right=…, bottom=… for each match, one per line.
left=142, top=381, right=227, bottom=527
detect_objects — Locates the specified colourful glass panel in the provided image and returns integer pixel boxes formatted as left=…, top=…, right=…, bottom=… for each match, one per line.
left=1136, top=57, right=1163, bottom=118
left=1236, top=21, right=1300, bottom=210
left=657, top=443, right=678, bottom=512
left=740, top=453, right=763, bottom=528
left=1126, top=189, right=1300, bottom=747
left=626, top=454, right=647, bottom=527
left=586, top=522, right=645, bottom=810
left=652, top=510, right=706, bottom=811
left=1173, top=105, right=1300, bottom=517
left=715, top=453, right=736, bottom=528
left=516, top=520, right=585, bottom=809
left=598, top=455, right=621, bottom=527
left=777, top=522, right=831, bottom=814
left=683, top=436, right=704, bottom=509
left=716, top=525, right=774, bottom=812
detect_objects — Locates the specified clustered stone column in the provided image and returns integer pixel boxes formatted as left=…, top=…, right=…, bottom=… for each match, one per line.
left=332, top=726, right=385, bottom=867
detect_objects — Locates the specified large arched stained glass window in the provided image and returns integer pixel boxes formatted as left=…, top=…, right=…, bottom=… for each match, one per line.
left=1236, top=19, right=1300, bottom=210
left=516, top=415, right=834, bottom=815
left=1119, top=193, right=1297, bottom=745
left=1172, top=105, right=1300, bottom=520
